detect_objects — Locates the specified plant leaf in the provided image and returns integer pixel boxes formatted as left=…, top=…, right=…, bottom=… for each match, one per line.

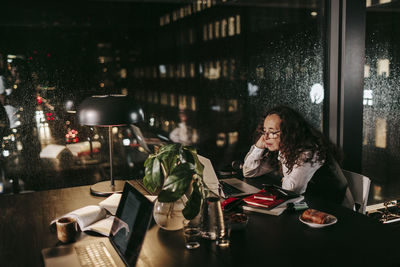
left=184, top=146, right=204, bottom=176
left=157, top=162, right=195, bottom=202
left=182, top=182, right=202, bottom=220
left=159, top=144, right=181, bottom=174
left=181, top=146, right=195, bottom=165
left=143, top=157, right=162, bottom=193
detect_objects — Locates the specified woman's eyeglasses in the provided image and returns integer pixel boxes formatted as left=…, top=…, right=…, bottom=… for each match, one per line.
left=261, top=130, right=281, bottom=139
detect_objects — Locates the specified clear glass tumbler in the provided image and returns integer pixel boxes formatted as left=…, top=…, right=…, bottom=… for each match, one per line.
left=183, top=219, right=201, bottom=249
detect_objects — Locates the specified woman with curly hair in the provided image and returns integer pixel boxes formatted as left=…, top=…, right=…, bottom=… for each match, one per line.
left=243, top=106, right=353, bottom=207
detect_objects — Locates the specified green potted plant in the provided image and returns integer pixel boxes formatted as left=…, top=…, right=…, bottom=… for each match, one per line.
left=143, top=143, right=205, bottom=230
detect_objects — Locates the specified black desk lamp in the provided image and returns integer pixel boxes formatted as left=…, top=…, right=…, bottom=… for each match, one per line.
left=78, top=95, right=144, bottom=196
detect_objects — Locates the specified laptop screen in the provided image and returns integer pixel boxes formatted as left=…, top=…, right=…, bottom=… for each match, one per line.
left=109, top=182, right=154, bottom=266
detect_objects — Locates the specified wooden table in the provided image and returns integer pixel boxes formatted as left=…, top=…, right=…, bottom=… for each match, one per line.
left=1, top=178, right=399, bottom=267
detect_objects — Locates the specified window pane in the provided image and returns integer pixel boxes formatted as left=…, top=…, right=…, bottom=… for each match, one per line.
left=0, top=0, right=326, bottom=193
left=363, top=0, right=400, bottom=203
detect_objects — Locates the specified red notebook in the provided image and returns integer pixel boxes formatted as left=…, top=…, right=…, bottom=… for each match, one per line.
left=243, top=189, right=285, bottom=210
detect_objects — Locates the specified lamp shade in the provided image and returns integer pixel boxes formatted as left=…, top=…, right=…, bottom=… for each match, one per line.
left=78, top=95, right=144, bottom=126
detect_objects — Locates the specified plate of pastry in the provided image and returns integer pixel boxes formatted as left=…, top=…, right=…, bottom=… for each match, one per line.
left=299, top=208, right=337, bottom=228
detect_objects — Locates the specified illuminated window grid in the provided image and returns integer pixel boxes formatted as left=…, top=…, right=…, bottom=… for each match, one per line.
left=170, top=94, right=176, bottom=107
left=215, top=21, right=220, bottom=38
left=236, top=15, right=241, bottom=35
left=190, top=96, right=197, bottom=111
left=228, top=17, right=235, bottom=36
left=208, top=23, right=213, bottom=40
left=221, top=19, right=227, bottom=38
left=228, top=131, right=239, bottom=145
left=190, top=63, right=195, bottom=78
left=178, top=95, right=187, bottom=110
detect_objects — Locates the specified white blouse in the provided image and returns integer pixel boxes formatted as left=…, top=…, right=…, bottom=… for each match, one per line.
left=242, top=145, right=323, bottom=194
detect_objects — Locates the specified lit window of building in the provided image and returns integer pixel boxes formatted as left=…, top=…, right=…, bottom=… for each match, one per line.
left=180, top=7, right=184, bottom=18
left=168, top=65, right=174, bottom=78
left=363, top=89, right=373, bottom=106
left=364, top=64, right=370, bottom=78
left=170, top=94, right=176, bottom=107
left=120, top=68, right=127, bottom=79
left=190, top=63, right=195, bottom=78
left=222, top=59, right=228, bottom=78
left=208, top=23, right=213, bottom=40
left=207, top=0, right=212, bottom=8
left=227, top=99, right=238, bottom=112
left=178, top=95, right=187, bottom=109
left=196, top=1, right=201, bottom=12
left=203, top=62, right=209, bottom=78
left=181, top=63, right=186, bottom=78
left=221, top=19, right=227, bottom=38
left=103, top=68, right=107, bottom=73
left=176, top=64, right=181, bottom=78
left=377, top=58, right=389, bottom=77
left=190, top=96, right=197, bottom=111
left=98, top=56, right=105, bottom=64
left=165, top=14, right=170, bottom=24
left=228, top=131, right=239, bottom=145
left=256, top=67, right=265, bottom=79
left=215, top=21, right=220, bottom=38
left=161, top=93, right=168, bottom=105
left=228, top=17, right=235, bottom=36
left=216, top=133, right=226, bottom=147
left=121, top=88, right=128, bottom=96
left=99, top=82, right=104, bottom=88
left=209, top=61, right=220, bottom=80
left=236, top=15, right=241, bottom=35
left=375, top=118, right=387, bottom=148
left=230, top=58, right=236, bottom=80
left=159, top=65, right=166, bottom=78
left=203, top=25, right=208, bottom=41
left=172, top=11, right=177, bottom=21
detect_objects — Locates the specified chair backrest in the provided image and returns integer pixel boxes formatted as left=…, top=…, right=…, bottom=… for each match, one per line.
left=342, top=170, right=371, bottom=214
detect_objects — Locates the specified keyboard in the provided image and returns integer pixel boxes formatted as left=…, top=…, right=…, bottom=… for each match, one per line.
left=220, top=181, right=244, bottom=196
left=75, top=242, right=117, bottom=267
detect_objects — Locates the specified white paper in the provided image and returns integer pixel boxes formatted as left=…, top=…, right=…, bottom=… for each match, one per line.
left=99, top=193, right=122, bottom=215
left=51, top=205, right=107, bottom=230
left=82, top=216, right=115, bottom=236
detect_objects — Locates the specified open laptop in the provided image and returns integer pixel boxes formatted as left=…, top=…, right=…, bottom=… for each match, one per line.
left=198, top=155, right=260, bottom=198
left=42, top=182, right=154, bottom=267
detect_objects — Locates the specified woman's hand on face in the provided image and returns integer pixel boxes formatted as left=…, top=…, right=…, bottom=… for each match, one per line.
left=255, top=135, right=267, bottom=149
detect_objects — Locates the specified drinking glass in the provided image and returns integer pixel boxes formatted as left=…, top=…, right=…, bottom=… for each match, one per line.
left=183, top=219, right=201, bottom=249
left=216, top=221, right=231, bottom=248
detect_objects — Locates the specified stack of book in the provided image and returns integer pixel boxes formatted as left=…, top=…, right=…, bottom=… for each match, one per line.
left=242, top=187, right=304, bottom=216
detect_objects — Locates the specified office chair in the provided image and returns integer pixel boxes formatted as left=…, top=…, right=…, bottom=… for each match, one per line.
left=342, top=170, right=371, bottom=214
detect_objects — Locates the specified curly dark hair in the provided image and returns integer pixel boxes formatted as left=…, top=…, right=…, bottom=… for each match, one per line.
left=259, top=106, right=339, bottom=174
